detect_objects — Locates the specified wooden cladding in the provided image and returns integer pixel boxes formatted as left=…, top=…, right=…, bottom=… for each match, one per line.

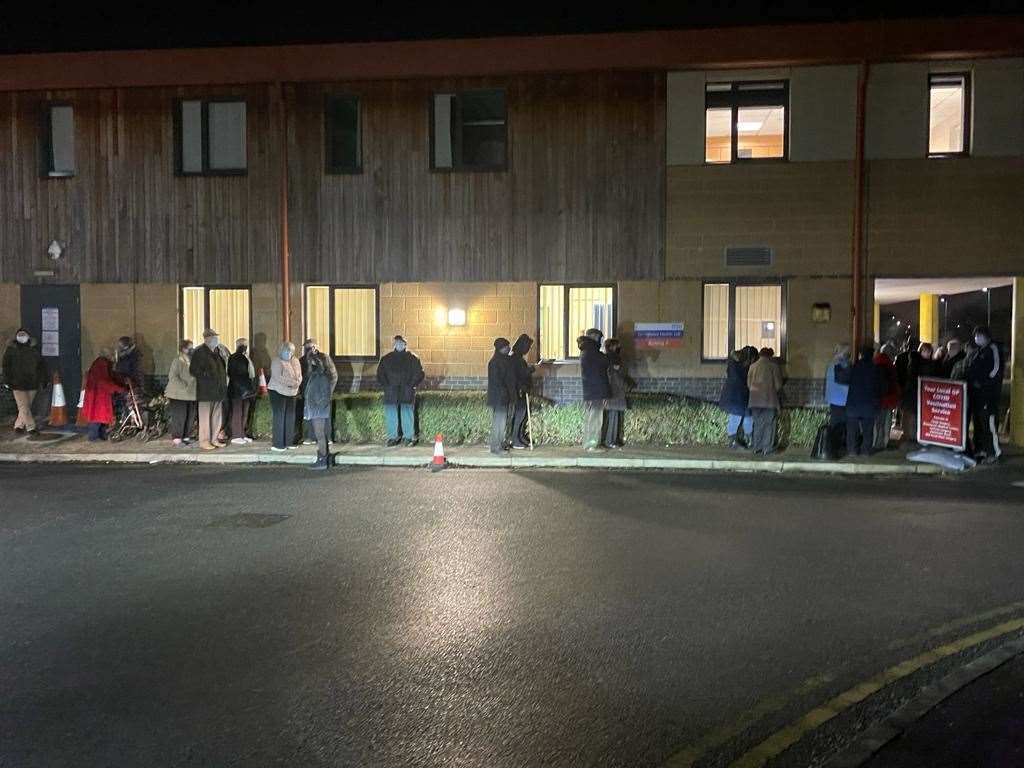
left=0, top=72, right=664, bottom=285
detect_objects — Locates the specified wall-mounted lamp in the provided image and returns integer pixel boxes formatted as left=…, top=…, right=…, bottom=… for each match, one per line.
left=447, top=308, right=466, bottom=327
left=47, top=240, right=63, bottom=261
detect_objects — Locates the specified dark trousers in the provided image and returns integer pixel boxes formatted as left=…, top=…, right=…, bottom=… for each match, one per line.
left=828, top=404, right=846, bottom=427
left=490, top=405, right=511, bottom=453
left=750, top=407, right=777, bottom=454
left=510, top=397, right=529, bottom=447
left=168, top=399, right=195, bottom=440
left=230, top=398, right=250, bottom=439
left=847, top=415, right=876, bottom=456
left=604, top=409, right=623, bottom=446
left=308, top=417, right=329, bottom=457
left=269, top=391, right=297, bottom=449
left=971, top=394, right=1002, bottom=459
left=87, top=422, right=106, bottom=441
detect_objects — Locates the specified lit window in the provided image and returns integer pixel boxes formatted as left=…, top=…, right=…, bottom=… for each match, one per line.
left=538, top=284, right=615, bottom=360
left=432, top=90, right=507, bottom=171
left=928, top=73, right=969, bottom=157
left=45, top=105, right=75, bottom=177
left=702, top=282, right=784, bottom=360
left=325, top=95, right=361, bottom=174
left=305, top=285, right=379, bottom=358
left=177, top=99, right=247, bottom=175
left=705, top=81, right=787, bottom=163
left=181, top=286, right=251, bottom=346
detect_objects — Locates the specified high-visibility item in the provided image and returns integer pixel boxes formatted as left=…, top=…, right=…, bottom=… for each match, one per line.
left=49, top=371, right=68, bottom=427
left=431, top=433, right=447, bottom=471
left=257, top=368, right=268, bottom=396
left=525, top=393, right=534, bottom=450
left=76, top=387, right=88, bottom=425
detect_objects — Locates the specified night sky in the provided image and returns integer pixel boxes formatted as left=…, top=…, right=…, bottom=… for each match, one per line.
left=4, top=1, right=1022, bottom=54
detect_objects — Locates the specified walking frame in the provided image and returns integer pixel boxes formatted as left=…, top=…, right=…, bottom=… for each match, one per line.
left=526, top=392, right=534, bottom=450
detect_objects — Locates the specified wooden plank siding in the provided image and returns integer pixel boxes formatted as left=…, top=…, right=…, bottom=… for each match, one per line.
left=0, top=72, right=664, bottom=285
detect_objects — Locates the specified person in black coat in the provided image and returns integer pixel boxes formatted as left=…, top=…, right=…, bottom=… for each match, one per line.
left=376, top=335, right=425, bottom=446
left=719, top=346, right=757, bottom=448
left=508, top=334, right=535, bottom=449
left=487, top=338, right=517, bottom=454
left=967, top=325, right=1004, bottom=462
left=900, top=342, right=938, bottom=444
left=580, top=329, right=610, bottom=450
left=226, top=338, right=257, bottom=444
left=189, top=329, right=228, bottom=450
left=844, top=344, right=885, bottom=457
left=2, top=328, right=48, bottom=434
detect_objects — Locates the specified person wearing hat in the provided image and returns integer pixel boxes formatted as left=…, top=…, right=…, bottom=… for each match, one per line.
left=188, top=328, right=228, bottom=450
left=487, top=337, right=518, bottom=454
left=298, top=338, right=338, bottom=445
left=2, top=328, right=48, bottom=435
left=579, top=328, right=610, bottom=451
left=376, top=335, right=425, bottom=446
left=966, top=325, right=1004, bottom=463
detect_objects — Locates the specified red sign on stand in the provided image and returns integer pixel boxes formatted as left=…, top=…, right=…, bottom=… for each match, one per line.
left=917, top=377, right=968, bottom=451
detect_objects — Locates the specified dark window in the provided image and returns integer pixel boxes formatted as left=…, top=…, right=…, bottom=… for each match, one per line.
left=44, top=104, right=75, bottom=178
left=705, top=81, right=788, bottom=163
left=325, top=96, right=361, bottom=174
left=928, top=73, right=970, bottom=157
left=702, top=281, right=786, bottom=361
left=175, top=99, right=247, bottom=176
left=432, top=89, right=507, bottom=171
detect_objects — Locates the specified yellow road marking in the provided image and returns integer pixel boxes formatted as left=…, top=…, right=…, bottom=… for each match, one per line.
left=661, top=602, right=1024, bottom=768
left=728, top=616, right=1024, bottom=768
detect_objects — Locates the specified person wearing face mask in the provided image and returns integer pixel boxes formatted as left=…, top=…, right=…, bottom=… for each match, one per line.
left=2, top=328, right=48, bottom=435
left=376, top=335, right=425, bottom=447
left=298, top=338, right=338, bottom=445
left=80, top=348, right=127, bottom=441
left=579, top=328, right=610, bottom=451
left=966, top=325, right=1004, bottom=463
left=113, top=335, right=144, bottom=395
left=268, top=341, right=303, bottom=451
left=164, top=339, right=197, bottom=446
left=227, top=338, right=257, bottom=445
left=486, top=337, right=517, bottom=454
left=189, top=329, right=229, bottom=450
left=302, top=350, right=334, bottom=470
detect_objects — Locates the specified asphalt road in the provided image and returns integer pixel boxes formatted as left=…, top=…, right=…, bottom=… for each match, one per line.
left=2, top=465, right=1024, bottom=768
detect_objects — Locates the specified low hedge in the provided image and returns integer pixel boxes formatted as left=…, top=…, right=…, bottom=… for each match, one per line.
left=251, top=391, right=825, bottom=448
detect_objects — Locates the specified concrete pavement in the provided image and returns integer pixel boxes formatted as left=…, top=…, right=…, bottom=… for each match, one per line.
left=3, top=466, right=1024, bottom=767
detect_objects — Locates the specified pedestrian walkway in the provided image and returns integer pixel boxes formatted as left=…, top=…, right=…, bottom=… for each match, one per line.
left=858, top=650, right=1024, bottom=768
left=0, top=427, right=976, bottom=474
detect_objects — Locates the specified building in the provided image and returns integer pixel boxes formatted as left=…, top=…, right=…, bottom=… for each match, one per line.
left=0, top=16, right=1022, bottom=441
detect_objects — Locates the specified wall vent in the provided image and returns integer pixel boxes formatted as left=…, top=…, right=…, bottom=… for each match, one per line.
left=724, top=246, right=773, bottom=268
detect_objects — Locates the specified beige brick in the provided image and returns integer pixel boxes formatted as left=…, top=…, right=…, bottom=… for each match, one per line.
left=391, top=283, right=419, bottom=297
left=378, top=283, right=394, bottom=298
left=468, top=309, right=497, bottom=325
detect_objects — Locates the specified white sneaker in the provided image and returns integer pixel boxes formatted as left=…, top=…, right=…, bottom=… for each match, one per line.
left=231, top=438, right=246, bottom=445
left=243, top=437, right=254, bottom=444
left=271, top=446, right=287, bottom=452
left=302, top=439, right=316, bottom=446
left=182, top=438, right=192, bottom=444
left=286, top=445, right=298, bottom=450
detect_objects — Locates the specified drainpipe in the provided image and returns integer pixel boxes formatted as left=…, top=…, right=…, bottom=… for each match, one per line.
left=851, top=61, right=868, bottom=350
left=277, top=82, right=291, bottom=342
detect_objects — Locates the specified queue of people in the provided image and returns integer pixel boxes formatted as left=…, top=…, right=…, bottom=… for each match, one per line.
left=821, top=326, right=1004, bottom=462
left=717, top=346, right=784, bottom=454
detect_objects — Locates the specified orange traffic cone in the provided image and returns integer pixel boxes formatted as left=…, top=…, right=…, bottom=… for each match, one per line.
left=257, top=368, right=268, bottom=397
left=431, top=433, right=447, bottom=472
left=49, top=371, right=68, bottom=427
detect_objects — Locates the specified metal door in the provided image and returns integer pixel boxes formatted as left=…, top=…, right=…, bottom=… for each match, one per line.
left=20, top=284, right=82, bottom=420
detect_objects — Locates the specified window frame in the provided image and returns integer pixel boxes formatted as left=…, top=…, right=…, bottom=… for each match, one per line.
left=430, top=88, right=508, bottom=173
left=304, top=283, right=381, bottom=361
left=324, top=94, right=362, bottom=175
left=700, top=279, right=787, bottom=362
left=174, top=97, right=248, bottom=177
left=179, top=284, right=253, bottom=344
left=536, top=282, right=617, bottom=362
left=704, top=80, right=790, bottom=164
left=43, top=103, right=75, bottom=179
left=927, top=72, right=971, bottom=159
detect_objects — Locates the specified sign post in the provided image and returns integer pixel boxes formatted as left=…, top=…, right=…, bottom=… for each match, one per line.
left=917, top=377, right=968, bottom=452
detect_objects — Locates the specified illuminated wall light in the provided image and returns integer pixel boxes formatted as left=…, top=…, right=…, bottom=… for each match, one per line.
left=447, top=308, right=466, bottom=327
left=433, top=307, right=448, bottom=326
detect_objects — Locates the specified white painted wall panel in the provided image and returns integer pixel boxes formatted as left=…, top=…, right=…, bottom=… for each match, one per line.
left=865, top=62, right=929, bottom=159
left=971, top=58, right=1024, bottom=158
left=789, top=65, right=858, bottom=161
left=666, top=71, right=704, bottom=166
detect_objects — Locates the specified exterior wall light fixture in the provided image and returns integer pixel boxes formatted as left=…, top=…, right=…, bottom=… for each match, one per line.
left=447, top=308, right=466, bottom=327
